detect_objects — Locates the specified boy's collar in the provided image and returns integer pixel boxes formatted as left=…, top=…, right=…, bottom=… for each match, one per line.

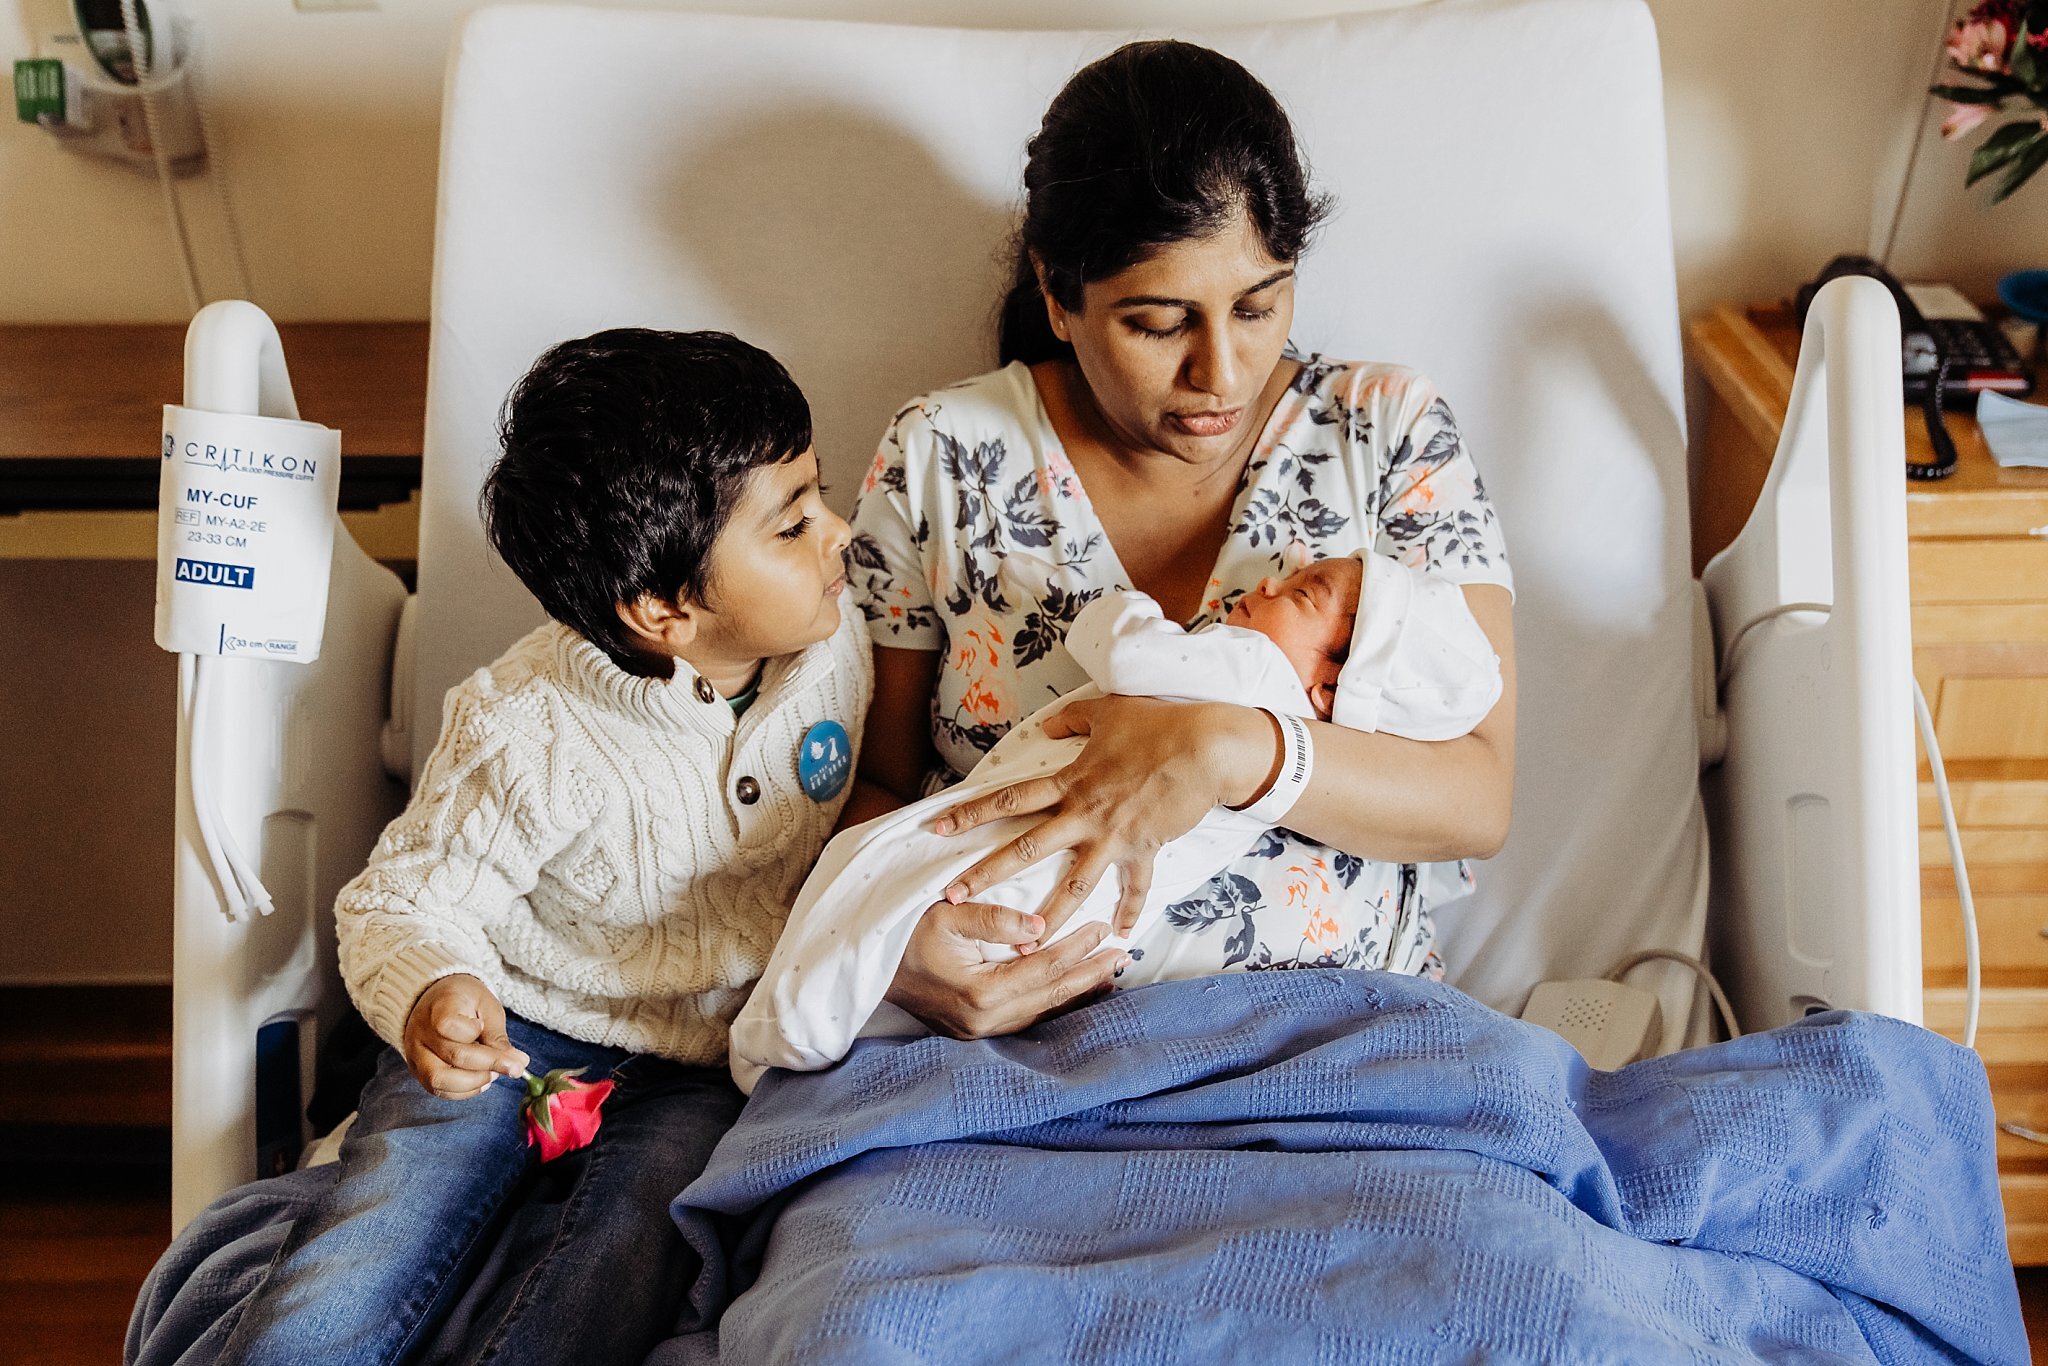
left=552, top=623, right=835, bottom=733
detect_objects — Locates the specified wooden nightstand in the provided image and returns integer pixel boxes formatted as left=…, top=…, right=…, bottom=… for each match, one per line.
left=1691, top=301, right=2048, bottom=1263
left=0, top=323, right=427, bottom=562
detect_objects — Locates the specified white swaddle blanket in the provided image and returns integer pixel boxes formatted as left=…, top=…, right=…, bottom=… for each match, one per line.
left=730, top=559, right=1501, bottom=1092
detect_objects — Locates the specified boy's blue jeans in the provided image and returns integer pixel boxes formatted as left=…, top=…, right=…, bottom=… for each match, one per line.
left=218, top=1014, right=742, bottom=1366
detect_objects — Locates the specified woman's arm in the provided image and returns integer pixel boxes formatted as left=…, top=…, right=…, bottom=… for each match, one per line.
left=933, top=583, right=1516, bottom=935
left=836, top=645, right=941, bottom=830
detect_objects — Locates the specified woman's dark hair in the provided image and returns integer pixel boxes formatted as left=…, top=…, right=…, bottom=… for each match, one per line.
left=483, top=328, right=811, bottom=669
left=997, top=40, right=1331, bottom=365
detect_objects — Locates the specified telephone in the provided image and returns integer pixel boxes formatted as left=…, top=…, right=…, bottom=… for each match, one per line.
left=1795, top=255, right=2035, bottom=480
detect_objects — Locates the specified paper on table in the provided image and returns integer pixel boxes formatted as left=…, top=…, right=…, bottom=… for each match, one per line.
left=1974, top=390, right=2048, bottom=469
left=1904, top=282, right=1985, bottom=322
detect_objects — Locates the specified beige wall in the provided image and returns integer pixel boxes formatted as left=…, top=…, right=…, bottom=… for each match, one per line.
left=0, top=562, right=176, bottom=983
left=0, top=0, right=2033, bottom=981
left=4, top=0, right=2037, bottom=325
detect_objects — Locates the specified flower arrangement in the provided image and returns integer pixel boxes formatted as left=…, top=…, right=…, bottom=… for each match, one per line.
left=1936, top=1, right=2048, bottom=201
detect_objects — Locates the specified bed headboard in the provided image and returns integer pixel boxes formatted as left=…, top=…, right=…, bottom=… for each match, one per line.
left=415, top=0, right=1704, bottom=1025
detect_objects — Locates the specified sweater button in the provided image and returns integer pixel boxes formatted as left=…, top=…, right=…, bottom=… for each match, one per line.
left=735, top=776, right=761, bottom=805
left=693, top=675, right=717, bottom=704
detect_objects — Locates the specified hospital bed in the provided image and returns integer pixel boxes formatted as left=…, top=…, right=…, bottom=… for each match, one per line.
left=164, top=0, right=1922, bottom=1234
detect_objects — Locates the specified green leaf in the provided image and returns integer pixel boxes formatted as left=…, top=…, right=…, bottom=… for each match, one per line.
left=1947, top=70, right=2030, bottom=98
left=1967, top=121, right=2044, bottom=186
left=531, top=1095, right=555, bottom=1137
left=1991, top=131, right=2048, bottom=201
left=1933, top=83, right=2009, bottom=105
left=535, top=1067, right=585, bottom=1099
left=2014, top=26, right=2039, bottom=85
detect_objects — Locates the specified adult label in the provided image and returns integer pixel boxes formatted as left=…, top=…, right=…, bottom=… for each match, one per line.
left=155, top=405, right=341, bottom=662
left=173, top=557, right=257, bottom=590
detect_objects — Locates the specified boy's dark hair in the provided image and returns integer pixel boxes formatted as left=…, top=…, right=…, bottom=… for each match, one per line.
left=483, top=328, right=811, bottom=667
left=997, top=40, right=1331, bottom=365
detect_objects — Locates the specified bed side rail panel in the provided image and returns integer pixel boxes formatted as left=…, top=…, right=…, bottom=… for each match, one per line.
left=171, top=304, right=409, bottom=1231
left=1700, top=275, right=1920, bottom=1034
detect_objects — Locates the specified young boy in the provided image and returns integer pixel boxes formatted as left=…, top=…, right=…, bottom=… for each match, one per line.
left=730, top=550, right=1500, bottom=1090
left=219, top=329, right=871, bottom=1366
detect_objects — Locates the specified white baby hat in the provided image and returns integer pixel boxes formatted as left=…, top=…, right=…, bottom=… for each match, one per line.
left=1332, top=555, right=1502, bottom=741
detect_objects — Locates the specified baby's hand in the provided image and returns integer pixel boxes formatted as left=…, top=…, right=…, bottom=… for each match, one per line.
left=402, top=974, right=530, bottom=1100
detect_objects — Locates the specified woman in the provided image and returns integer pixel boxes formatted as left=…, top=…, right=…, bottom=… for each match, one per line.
left=841, top=39, right=1518, bottom=1040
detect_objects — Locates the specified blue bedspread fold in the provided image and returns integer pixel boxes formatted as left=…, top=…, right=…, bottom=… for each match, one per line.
left=670, top=970, right=2026, bottom=1364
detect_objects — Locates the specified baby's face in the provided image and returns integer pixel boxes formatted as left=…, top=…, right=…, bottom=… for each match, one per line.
left=1225, top=558, right=1362, bottom=717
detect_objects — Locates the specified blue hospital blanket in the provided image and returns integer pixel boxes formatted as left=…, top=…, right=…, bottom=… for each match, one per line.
left=669, top=970, right=2026, bottom=1364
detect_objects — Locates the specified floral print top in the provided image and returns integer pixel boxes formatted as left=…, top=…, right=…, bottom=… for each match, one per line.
left=848, top=351, right=1513, bottom=979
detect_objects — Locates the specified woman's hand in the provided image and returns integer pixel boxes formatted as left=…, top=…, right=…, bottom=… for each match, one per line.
left=886, top=900, right=1127, bottom=1039
left=933, top=695, right=1278, bottom=939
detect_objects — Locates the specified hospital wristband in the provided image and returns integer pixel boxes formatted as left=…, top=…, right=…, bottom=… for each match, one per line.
left=1233, top=708, right=1313, bottom=826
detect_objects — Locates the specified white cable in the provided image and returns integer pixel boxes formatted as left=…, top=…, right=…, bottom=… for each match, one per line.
left=1714, top=601, right=1832, bottom=690
left=194, top=657, right=276, bottom=917
left=193, top=660, right=258, bottom=916
left=121, top=0, right=205, bottom=312
left=1715, top=601, right=1981, bottom=1049
left=1914, top=675, right=1979, bottom=1049
left=185, top=656, right=247, bottom=919
left=1609, top=948, right=1742, bottom=1041
left=184, top=25, right=252, bottom=300
left=218, top=806, right=274, bottom=918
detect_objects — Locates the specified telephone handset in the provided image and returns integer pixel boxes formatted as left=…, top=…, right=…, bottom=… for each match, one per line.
left=1795, top=256, right=2035, bottom=481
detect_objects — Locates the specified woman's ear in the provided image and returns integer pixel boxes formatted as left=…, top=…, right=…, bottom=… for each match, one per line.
left=1031, top=252, right=1070, bottom=342
left=616, top=590, right=697, bottom=656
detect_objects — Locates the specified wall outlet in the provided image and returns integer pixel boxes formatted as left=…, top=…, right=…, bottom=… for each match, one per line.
left=32, top=25, right=204, bottom=174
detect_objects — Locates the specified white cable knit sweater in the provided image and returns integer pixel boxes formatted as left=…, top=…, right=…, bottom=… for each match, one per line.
left=335, top=593, right=872, bottom=1065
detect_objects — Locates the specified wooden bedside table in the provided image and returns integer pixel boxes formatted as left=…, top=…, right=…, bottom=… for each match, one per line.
left=1690, top=301, right=2048, bottom=1263
left=0, top=323, right=427, bottom=563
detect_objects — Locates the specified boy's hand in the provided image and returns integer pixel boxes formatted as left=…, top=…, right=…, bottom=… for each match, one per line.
left=402, top=974, right=530, bottom=1100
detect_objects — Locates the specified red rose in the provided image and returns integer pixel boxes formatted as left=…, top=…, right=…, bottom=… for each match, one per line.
left=519, top=1067, right=614, bottom=1162
left=1965, top=0, right=2025, bottom=29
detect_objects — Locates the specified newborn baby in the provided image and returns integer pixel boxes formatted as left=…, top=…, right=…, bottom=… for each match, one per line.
left=729, top=552, right=1501, bottom=1091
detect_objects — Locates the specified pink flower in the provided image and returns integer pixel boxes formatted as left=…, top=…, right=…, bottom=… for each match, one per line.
left=520, top=1067, right=613, bottom=1162
left=1943, top=101, right=1995, bottom=139
left=1949, top=17, right=2013, bottom=72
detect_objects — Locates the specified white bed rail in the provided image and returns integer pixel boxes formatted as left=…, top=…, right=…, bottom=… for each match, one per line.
left=1701, top=275, right=1920, bottom=1034
left=171, top=303, right=410, bottom=1231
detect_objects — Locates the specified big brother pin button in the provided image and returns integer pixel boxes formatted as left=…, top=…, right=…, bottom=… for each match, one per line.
left=798, top=720, right=852, bottom=803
